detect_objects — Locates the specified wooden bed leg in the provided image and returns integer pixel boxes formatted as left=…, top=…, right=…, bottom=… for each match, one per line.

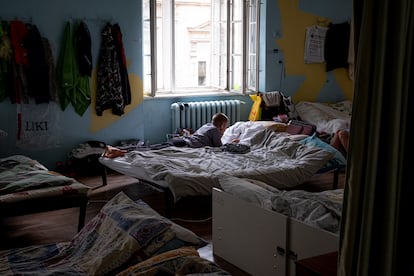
left=77, top=199, right=88, bottom=232
left=91, top=165, right=108, bottom=190
left=101, top=165, right=107, bottom=186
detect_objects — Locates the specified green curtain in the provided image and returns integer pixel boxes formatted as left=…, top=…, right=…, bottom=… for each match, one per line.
left=338, top=0, right=413, bottom=275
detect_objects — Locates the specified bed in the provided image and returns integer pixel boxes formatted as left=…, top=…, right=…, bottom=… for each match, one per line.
left=99, top=121, right=338, bottom=205
left=295, top=100, right=352, bottom=135
left=212, top=175, right=342, bottom=276
left=0, top=155, right=90, bottom=231
left=0, top=191, right=230, bottom=275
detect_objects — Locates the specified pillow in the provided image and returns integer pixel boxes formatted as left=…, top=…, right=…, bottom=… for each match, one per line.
left=218, top=175, right=280, bottom=210
left=257, top=121, right=288, bottom=132
left=299, top=134, right=346, bottom=173
left=117, top=246, right=231, bottom=275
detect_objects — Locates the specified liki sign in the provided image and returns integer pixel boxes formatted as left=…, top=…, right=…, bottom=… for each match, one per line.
left=25, top=121, right=48, bottom=131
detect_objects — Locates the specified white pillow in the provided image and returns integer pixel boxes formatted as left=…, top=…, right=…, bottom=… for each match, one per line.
left=218, top=175, right=279, bottom=210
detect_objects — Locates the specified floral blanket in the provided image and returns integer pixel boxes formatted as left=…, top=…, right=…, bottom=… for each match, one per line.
left=0, top=192, right=227, bottom=275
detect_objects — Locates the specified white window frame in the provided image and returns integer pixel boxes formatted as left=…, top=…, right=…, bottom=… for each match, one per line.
left=142, top=0, right=260, bottom=97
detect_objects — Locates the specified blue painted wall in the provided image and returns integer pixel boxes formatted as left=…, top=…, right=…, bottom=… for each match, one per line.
left=0, top=0, right=352, bottom=168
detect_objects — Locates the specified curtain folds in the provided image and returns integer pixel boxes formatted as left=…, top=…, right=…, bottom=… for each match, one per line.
left=338, top=0, right=414, bottom=275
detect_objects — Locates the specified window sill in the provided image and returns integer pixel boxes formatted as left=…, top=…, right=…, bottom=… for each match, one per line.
left=144, top=91, right=244, bottom=100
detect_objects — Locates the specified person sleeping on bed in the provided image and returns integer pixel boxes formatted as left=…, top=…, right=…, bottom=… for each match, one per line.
left=330, top=128, right=349, bottom=157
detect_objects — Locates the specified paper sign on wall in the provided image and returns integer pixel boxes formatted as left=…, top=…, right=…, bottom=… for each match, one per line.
left=304, top=25, right=328, bottom=64
left=16, top=101, right=61, bottom=150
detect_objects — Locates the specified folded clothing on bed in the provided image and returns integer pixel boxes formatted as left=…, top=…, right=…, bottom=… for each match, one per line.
left=220, top=143, right=250, bottom=154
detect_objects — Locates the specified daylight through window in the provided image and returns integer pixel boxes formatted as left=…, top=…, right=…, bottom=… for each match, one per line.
left=142, top=0, right=260, bottom=96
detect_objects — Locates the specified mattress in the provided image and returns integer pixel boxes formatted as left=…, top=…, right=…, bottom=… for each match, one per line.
left=295, top=100, right=352, bottom=134
left=217, top=175, right=343, bottom=234
left=0, top=155, right=90, bottom=204
left=100, top=122, right=335, bottom=202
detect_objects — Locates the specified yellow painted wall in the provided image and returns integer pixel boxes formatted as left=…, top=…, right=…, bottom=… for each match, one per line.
left=277, top=0, right=354, bottom=103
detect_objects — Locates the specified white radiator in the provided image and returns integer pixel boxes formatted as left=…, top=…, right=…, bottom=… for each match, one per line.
left=171, top=100, right=242, bottom=133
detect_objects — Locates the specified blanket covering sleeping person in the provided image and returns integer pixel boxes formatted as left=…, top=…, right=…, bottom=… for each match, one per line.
left=100, top=122, right=335, bottom=203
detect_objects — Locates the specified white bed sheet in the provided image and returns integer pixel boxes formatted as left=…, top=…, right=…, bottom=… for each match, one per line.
left=295, top=100, right=352, bottom=134
left=212, top=185, right=340, bottom=276
left=100, top=122, right=334, bottom=202
left=99, top=155, right=169, bottom=189
left=218, top=175, right=343, bottom=234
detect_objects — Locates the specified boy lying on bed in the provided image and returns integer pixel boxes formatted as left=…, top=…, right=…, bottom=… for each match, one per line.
left=181, top=112, right=237, bottom=147
left=103, top=112, right=240, bottom=158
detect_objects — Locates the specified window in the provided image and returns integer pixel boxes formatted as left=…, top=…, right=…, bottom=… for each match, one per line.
left=198, top=61, right=206, bottom=86
left=142, top=0, right=260, bottom=96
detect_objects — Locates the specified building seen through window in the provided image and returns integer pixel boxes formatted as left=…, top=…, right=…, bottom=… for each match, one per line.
left=142, top=0, right=260, bottom=96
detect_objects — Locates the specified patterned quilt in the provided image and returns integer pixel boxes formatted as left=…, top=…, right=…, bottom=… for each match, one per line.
left=0, top=192, right=228, bottom=275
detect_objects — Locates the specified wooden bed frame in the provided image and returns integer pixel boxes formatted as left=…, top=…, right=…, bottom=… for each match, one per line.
left=0, top=155, right=90, bottom=232
left=0, top=193, right=89, bottom=232
left=99, top=165, right=209, bottom=218
left=212, top=187, right=339, bottom=276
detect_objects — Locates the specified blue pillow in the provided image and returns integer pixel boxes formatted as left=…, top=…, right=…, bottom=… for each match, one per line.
left=300, top=134, right=346, bottom=173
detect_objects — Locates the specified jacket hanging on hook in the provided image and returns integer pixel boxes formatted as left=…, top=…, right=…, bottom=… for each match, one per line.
left=56, top=21, right=91, bottom=116
left=96, top=22, right=130, bottom=116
